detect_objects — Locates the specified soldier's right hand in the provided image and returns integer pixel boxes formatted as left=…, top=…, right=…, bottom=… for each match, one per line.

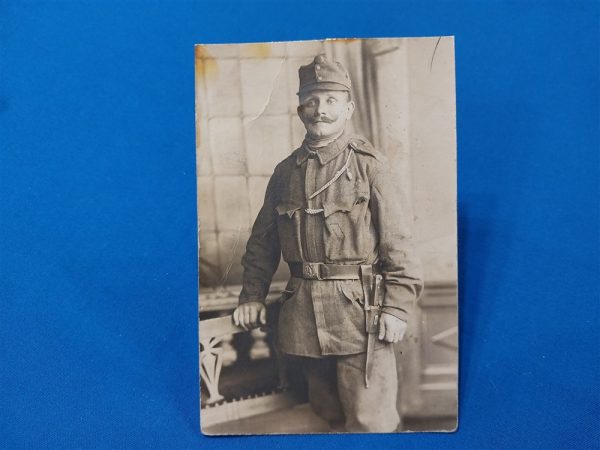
left=233, top=302, right=266, bottom=330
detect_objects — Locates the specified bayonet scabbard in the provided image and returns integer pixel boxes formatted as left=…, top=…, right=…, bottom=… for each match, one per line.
left=364, top=271, right=383, bottom=388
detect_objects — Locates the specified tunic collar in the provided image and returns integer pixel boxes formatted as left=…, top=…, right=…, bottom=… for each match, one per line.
left=296, top=128, right=353, bottom=166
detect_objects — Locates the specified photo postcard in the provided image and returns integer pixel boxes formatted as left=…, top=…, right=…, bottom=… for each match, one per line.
left=196, top=37, right=457, bottom=435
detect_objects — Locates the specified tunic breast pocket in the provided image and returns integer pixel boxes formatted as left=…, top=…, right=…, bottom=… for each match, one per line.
left=322, top=191, right=371, bottom=262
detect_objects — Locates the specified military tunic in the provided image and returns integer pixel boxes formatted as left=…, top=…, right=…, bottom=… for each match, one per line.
left=239, top=129, right=423, bottom=357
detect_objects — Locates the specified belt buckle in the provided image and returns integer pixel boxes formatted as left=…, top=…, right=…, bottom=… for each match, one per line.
left=303, top=262, right=321, bottom=280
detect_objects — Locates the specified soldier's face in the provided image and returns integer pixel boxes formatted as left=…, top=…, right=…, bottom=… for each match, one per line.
left=297, top=90, right=355, bottom=139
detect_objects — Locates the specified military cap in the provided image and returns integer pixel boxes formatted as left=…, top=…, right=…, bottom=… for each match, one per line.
left=297, top=54, right=352, bottom=96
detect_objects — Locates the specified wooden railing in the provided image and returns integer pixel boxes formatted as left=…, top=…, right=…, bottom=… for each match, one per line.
left=198, top=282, right=286, bottom=405
left=199, top=315, right=245, bottom=404
left=199, top=311, right=297, bottom=429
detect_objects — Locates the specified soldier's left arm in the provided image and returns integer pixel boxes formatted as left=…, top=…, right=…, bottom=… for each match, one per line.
left=369, top=162, right=424, bottom=322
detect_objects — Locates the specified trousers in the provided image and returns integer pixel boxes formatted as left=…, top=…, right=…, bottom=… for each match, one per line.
left=299, top=344, right=400, bottom=432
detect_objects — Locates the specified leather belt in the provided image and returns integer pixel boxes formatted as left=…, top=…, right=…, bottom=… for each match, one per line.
left=288, top=262, right=368, bottom=280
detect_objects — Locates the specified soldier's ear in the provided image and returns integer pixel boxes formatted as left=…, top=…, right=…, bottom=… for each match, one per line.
left=297, top=104, right=308, bottom=122
left=347, top=100, right=355, bottom=118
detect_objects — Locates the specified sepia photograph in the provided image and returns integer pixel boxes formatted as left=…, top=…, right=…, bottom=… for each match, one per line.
left=4, top=1, right=598, bottom=447
left=196, top=37, right=457, bottom=434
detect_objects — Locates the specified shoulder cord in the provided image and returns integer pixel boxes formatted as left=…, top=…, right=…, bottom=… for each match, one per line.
left=305, top=149, right=354, bottom=215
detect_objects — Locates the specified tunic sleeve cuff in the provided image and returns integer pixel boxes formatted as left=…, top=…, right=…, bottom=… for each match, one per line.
left=239, top=295, right=266, bottom=305
left=381, top=306, right=408, bottom=322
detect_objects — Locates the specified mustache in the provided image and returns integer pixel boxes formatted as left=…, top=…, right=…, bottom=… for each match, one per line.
left=309, top=116, right=335, bottom=124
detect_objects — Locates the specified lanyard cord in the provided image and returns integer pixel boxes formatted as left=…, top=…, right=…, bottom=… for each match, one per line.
left=308, top=149, right=354, bottom=200
left=304, top=149, right=354, bottom=215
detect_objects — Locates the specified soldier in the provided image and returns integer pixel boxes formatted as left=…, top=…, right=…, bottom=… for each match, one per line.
left=233, top=54, right=423, bottom=432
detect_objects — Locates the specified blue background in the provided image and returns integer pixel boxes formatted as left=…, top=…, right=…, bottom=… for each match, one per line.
left=1, top=1, right=598, bottom=448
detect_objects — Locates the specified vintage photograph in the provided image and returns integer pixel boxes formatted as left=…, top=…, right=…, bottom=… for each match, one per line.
left=196, top=37, right=457, bottom=434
